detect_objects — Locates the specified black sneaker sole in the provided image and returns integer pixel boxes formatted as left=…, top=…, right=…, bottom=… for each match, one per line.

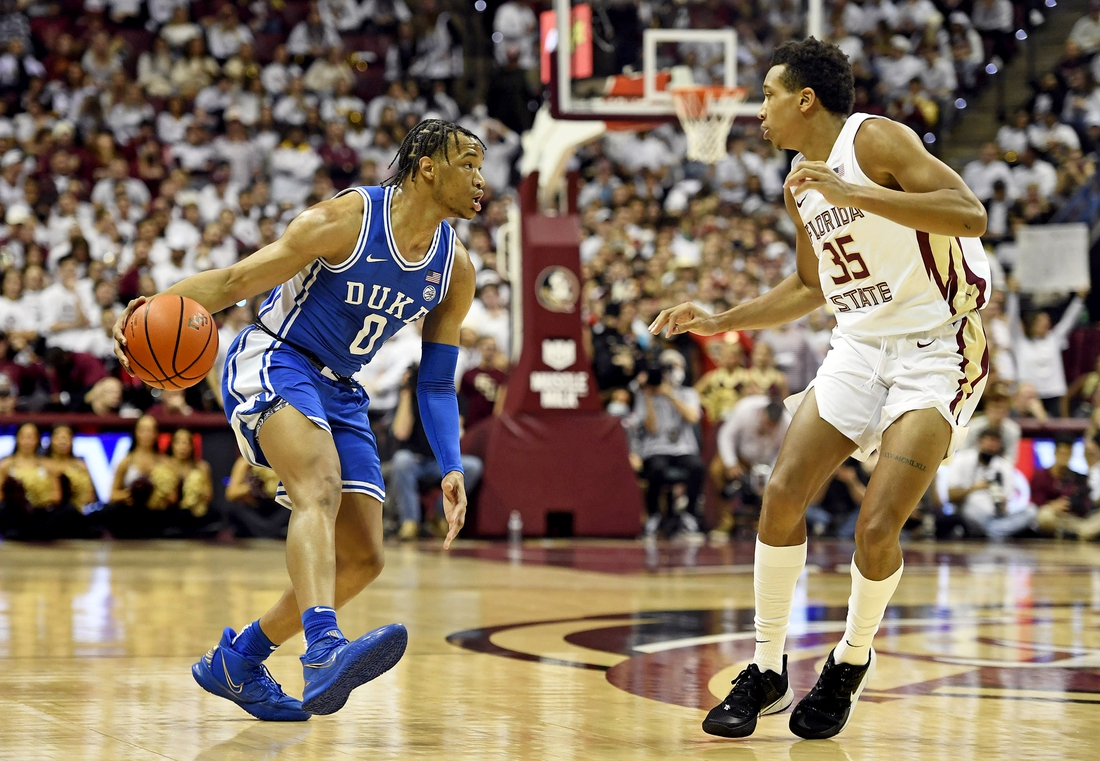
left=301, top=627, right=408, bottom=715
left=789, top=649, right=876, bottom=740
left=702, top=684, right=795, bottom=738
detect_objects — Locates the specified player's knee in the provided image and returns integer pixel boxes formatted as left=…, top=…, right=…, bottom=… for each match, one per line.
left=296, top=465, right=343, bottom=516
left=762, top=471, right=805, bottom=514
left=854, top=511, right=901, bottom=554
left=343, top=546, right=385, bottom=591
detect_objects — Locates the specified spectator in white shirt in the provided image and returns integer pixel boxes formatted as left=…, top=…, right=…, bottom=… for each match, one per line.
left=949, top=429, right=1032, bottom=538
left=963, top=142, right=1016, bottom=201
left=303, top=45, right=354, bottom=96
left=169, top=37, right=220, bottom=97
left=996, top=109, right=1031, bottom=156
left=1028, top=111, right=1081, bottom=153
left=105, top=83, right=153, bottom=145
left=362, top=0, right=412, bottom=34
left=261, top=45, right=301, bottom=97
left=170, top=123, right=215, bottom=176
left=877, top=36, right=926, bottom=101
left=41, top=256, right=95, bottom=353
left=197, top=162, right=240, bottom=225
left=273, top=76, right=318, bottom=126
left=480, top=119, right=520, bottom=193
left=286, top=4, right=342, bottom=59
left=1012, top=147, right=1058, bottom=200
left=80, top=31, right=122, bottom=86
left=206, top=5, right=253, bottom=62
left=269, top=126, right=323, bottom=205
left=462, top=282, right=510, bottom=358
left=137, top=37, right=174, bottom=97
left=91, top=158, right=151, bottom=209
left=156, top=96, right=192, bottom=146
left=1070, top=0, right=1100, bottom=55
left=212, top=115, right=263, bottom=187
left=321, top=77, right=368, bottom=123
left=152, top=230, right=198, bottom=292
left=320, top=0, right=364, bottom=32
left=194, top=77, right=236, bottom=121
left=493, top=1, right=538, bottom=70
left=161, top=6, right=203, bottom=51
left=1007, top=276, right=1087, bottom=417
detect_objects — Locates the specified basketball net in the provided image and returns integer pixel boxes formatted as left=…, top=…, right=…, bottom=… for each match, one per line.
left=671, top=85, right=748, bottom=164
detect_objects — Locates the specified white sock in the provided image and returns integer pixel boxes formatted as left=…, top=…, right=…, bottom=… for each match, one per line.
left=752, top=538, right=807, bottom=675
left=833, top=558, right=903, bottom=666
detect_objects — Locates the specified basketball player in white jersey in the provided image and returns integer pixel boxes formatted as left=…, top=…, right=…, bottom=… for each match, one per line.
left=650, top=38, right=990, bottom=740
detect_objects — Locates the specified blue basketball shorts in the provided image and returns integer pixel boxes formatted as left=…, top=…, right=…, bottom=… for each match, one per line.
left=222, top=326, right=385, bottom=508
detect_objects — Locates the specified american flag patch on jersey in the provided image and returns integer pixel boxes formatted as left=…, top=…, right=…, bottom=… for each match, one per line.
left=426, top=270, right=441, bottom=284
left=833, top=164, right=845, bottom=177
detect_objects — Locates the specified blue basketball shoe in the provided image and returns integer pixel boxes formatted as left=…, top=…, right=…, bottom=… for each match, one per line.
left=300, top=623, right=408, bottom=715
left=192, top=628, right=311, bottom=721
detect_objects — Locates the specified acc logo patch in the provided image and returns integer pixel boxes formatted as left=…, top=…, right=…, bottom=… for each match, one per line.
left=423, top=285, right=437, bottom=302
left=535, top=266, right=579, bottom=313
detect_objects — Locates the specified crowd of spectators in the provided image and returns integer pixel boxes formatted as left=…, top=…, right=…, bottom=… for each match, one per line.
left=0, top=0, right=1096, bottom=543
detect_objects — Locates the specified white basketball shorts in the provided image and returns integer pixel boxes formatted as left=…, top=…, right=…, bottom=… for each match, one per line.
left=785, top=311, right=988, bottom=464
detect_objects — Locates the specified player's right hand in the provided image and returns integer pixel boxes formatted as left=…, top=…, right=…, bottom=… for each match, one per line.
left=648, top=302, right=720, bottom=338
left=112, top=296, right=146, bottom=371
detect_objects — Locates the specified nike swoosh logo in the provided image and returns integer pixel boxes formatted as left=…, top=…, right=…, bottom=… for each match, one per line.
left=312, top=607, right=335, bottom=614
left=364, top=255, right=386, bottom=263
left=916, top=339, right=934, bottom=348
left=221, top=653, right=245, bottom=694
left=795, top=196, right=806, bottom=208
left=303, top=650, right=339, bottom=669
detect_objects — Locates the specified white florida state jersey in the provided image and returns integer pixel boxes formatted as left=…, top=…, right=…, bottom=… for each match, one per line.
left=793, top=113, right=992, bottom=337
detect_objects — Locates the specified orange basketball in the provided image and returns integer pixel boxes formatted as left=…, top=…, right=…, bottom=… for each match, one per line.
left=123, top=295, right=219, bottom=390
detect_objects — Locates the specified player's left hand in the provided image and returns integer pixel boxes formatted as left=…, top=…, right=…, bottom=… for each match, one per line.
left=440, top=471, right=467, bottom=550
left=784, top=161, right=857, bottom=208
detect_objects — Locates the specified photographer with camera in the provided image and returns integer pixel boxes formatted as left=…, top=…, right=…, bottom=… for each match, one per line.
left=949, top=429, right=1032, bottom=539
left=1033, top=434, right=1093, bottom=538
left=710, top=395, right=791, bottom=537
left=629, top=349, right=704, bottom=539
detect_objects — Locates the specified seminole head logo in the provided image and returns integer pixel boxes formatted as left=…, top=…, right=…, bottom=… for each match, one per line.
left=536, top=266, right=579, bottom=313
left=187, top=314, right=210, bottom=330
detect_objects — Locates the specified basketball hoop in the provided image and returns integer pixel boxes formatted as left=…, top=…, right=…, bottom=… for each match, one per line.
left=671, top=85, right=748, bottom=164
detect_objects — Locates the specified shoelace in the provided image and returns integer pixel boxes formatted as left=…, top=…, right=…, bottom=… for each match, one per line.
left=725, top=665, right=766, bottom=710
left=254, top=662, right=290, bottom=697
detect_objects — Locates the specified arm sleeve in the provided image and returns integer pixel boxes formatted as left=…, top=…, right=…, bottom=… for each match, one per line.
left=416, top=341, right=464, bottom=476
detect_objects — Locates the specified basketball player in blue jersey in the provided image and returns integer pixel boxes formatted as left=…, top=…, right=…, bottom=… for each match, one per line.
left=113, top=120, right=486, bottom=720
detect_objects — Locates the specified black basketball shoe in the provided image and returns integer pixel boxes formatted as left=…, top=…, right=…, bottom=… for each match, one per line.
left=789, top=648, right=876, bottom=740
left=701, top=656, right=794, bottom=738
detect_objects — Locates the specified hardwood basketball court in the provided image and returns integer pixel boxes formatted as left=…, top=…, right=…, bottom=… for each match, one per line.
left=0, top=538, right=1095, bottom=760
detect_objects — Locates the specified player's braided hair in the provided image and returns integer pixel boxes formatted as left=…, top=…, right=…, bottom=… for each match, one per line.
left=384, top=119, right=486, bottom=187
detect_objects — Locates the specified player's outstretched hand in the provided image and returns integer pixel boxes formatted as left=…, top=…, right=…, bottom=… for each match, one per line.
left=112, top=296, right=147, bottom=371
left=649, top=302, right=720, bottom=338
left=441, top=471, right=467, bottom=550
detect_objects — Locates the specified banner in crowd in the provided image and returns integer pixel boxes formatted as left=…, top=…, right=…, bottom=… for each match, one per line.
left=1016, top=224, right=1091, bottom=293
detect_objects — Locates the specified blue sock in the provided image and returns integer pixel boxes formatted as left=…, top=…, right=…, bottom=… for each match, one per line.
left=231, top=621, right=277, bottom=662
left=301, top=606, right=342, bottom=650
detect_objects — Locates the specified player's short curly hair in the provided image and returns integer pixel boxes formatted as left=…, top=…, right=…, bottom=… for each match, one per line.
left=770, top=37, right=854, bottom=116
left=384, top=119, right=486, bottom=187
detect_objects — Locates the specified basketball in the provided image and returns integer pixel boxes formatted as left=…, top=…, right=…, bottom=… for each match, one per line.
left=123, top=295, right=219, bottom=390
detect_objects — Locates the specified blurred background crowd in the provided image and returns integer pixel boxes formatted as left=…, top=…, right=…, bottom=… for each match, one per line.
left=0, top=0, right=1097, bottom=546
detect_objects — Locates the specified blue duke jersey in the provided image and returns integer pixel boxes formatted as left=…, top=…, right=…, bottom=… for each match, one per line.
left=255, top=185, right=457, bottom=376
left=223, top=184, right=458, bottom=497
